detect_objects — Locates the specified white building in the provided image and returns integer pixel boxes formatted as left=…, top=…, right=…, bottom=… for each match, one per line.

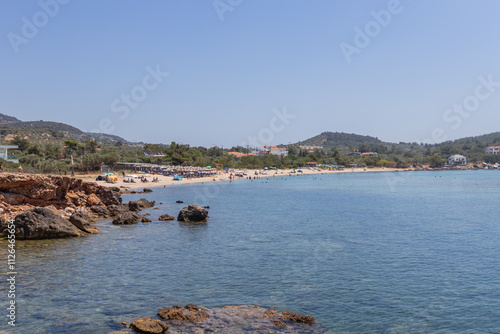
left=0, top=145, right=19, bottom=163
left=252, top=146, right=288, bottom=157
left=485, top=146, right=500, bottom=154
left=448, top=154, right=466, bottom=166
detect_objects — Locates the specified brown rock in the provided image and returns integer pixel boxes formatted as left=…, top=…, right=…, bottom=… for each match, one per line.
left=282, top=311, right=315, bottom=323
left=69, top=210, right=100, bottom=234
left=177, top=205, right=209, bottom=222
left=1, top=207, right=84, bottom=239
left=0, top=173, right=121, bottom=219
left=157, top=214, right=174, bottom=221
left=141, top=217, right=151, bottom=223
left=158, top=304, right=210, bottom=323
left=130, top=318, right=168, bottom=334
left=128, top=198, right=155, bottom=212
left=112, top=212, right=140, bottom=225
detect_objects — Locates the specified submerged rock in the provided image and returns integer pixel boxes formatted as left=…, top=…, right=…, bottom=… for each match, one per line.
left=177, top=205, right=209, bottom=222
left=157, top=214, right=175, bottom=221
left=127, top=304, right=323, bottom=333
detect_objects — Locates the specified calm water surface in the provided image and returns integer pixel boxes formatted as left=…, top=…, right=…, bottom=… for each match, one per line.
left=1, top=170, right=500, bottom=333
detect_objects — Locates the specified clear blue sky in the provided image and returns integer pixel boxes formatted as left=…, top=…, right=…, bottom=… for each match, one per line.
left=1, top=1, right=500, bottom=147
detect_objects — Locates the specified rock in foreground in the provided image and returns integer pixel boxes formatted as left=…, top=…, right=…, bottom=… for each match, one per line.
left=0, top=207, right=85, bottom=239
left=120, top=304, right=326, bottom=334
left=177, top=205, right=209, bottom=222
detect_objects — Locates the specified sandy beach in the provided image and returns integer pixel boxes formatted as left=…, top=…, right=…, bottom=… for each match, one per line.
left=76, top=167, right=402, bottom=190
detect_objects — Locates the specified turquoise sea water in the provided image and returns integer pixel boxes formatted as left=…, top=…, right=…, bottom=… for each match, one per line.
left=1, top=170, right=500, bottom=333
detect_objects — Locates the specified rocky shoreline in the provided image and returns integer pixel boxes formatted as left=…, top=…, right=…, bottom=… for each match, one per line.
left=110, top=304, right=326, bottom=334
left=0, top=173, right=208, bottom=239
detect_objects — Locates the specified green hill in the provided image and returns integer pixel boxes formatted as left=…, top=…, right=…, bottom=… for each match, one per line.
left=295, top=131, right=385, bottom=149
left=0, top=114, right=132, bottom=146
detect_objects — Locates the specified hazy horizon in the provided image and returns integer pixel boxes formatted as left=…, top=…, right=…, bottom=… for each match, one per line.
left=2, top=1, right=500, bottom=147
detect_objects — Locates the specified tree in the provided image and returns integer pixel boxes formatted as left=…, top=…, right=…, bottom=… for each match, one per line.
left=11, top=136, right=30, bottom=151
left=430, top=153, right=444, bottom=167
left=85, top=140, right=98, bottom=154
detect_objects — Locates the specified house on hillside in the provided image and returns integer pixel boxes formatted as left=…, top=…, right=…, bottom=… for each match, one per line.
left=361, top=152, right=378, bottom=157
left=0, top=145, right=19, bottom=164
left=252, top=146, right=288, bottom=157
left=448, top=154, right=467, bottom=166
left=485, top=146, right=500, bottom=154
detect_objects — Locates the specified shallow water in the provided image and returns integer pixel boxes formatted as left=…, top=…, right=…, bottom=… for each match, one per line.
left=1, top=170, right=500, bottom=333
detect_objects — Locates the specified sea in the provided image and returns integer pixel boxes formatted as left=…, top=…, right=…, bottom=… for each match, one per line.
left=1, top=170, right=499, bottom=333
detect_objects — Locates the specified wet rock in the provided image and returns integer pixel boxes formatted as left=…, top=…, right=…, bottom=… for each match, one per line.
left=203, top=206, right=210, bottom=209
left=158, top=304, right=211, bottom=323
left=90, top=205, right=111, bottom=218
left=0, top=207, right=84, bottom=239
left=157, top=214, right=175, bottom=221
left=177, top=205, right=209, bottom=222
left=282, top=311, right=315, bottom=323
left=69, top=209, right=100, bottom=234
left=132, top=304, right=323, bottom=333
left=112, top=212, right=140, bottom=225
left=143, top=188, right=153, bottom=193
left=175, top=200, right=183, bottom=203
left=130, top=318, right=168, bottom=334
left=128, top=198, right=156, bottom=212
left=141, top=217, right=151, bottom=223
left=108, top=204, right=131, bottom=216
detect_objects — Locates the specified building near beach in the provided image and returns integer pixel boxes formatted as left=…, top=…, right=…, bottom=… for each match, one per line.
left=485, top=146, right=500, bottom=154
left=448, top=154, right=467, bottom=166
left=252, top=146, right=288, bottom=157
left=0, top=145, right=18, bottom=163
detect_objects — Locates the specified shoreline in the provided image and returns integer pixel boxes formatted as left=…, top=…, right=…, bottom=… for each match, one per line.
left=77, top=167, right=407, bottom=190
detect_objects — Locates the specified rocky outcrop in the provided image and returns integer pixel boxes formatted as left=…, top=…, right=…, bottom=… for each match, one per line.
left=69, top=209, right=100, bottom=234
left=128, top=198, right=155, bottom=212
left=112, top=212, right=140, bottom=225
left=177, top=205, right=209, bottom=222
left=130, top=318, right=168, bottom=334
left=143, top=188, right=153, bottom=193
left=0, top=173, right=121, bottom=219
left=125, top=304, right=322, bottom=333
left=157, top=214, right=175, bottom=221
left=0, top=207, right=84, bottom=239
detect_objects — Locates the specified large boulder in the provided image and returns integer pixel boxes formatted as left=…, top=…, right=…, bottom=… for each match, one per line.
left=128, top=198, right=156, bottom=212
left=130, top=318, right=168, bottom=334
left=69, top=210, right=100, bottom=234
left=112, top=212, right=140, bottom=225
left=177, top=205, right=209, bottom=222
left=1, top=207, right=84, bottom=239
